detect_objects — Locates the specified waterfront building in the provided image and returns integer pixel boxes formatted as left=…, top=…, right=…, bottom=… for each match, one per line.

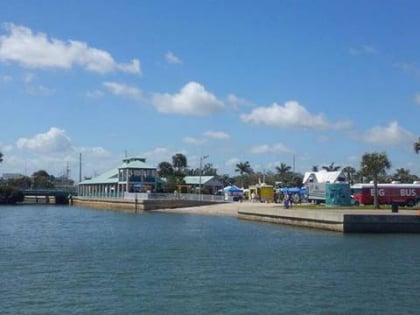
left=181, top=176, right=224, bottom=194
left=78, top=157, right=157, bottom=197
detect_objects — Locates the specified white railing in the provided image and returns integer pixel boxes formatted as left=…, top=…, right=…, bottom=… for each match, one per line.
left=78, top=192, right=226, bottom=202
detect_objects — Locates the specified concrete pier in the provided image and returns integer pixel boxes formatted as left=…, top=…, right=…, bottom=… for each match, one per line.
left=72, top=196, right=223, bottom=213
left=238, top=207, right=420, bottom=233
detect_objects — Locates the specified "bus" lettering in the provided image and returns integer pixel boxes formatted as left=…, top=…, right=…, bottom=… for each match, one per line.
left=401, top=189, right=416, bottom=197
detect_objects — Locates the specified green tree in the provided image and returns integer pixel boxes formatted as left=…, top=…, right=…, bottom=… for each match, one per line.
left=275, top=163, right=292, bottom=186
left=415, top=137, right=420, bottom=154
left=342, top=166, right=356, bottom=184
left=6, top=176, right=32, bottom=189
left=32, top=170, right=54, bottom=188
left=360, top=152, right=391, bottom=208
left=235, top=161, right=253, bottom=188
left=158, top=161, right=174, bottom=177
left=0, top=152, right=3, bottom=163
left=172, top=153, right=187, bottom=175
left=393, top=168, right=418, bottom=183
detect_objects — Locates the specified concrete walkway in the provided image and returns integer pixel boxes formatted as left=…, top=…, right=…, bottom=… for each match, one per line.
left=155, top=201, right=420, bottom=233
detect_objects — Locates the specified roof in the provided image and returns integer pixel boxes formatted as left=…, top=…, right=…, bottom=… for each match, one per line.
left=79, top=157, right=156, bottom=185
left=118, top=157, right=156, bottom=169
left=303, top=170, right=345, bottom=185
left=79, top=168, right=119, bottom=185
left=183, top=176, right=220, bottom=185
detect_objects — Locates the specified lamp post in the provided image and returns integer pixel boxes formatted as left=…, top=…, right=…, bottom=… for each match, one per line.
left=199, top=155, right=209, bottom=201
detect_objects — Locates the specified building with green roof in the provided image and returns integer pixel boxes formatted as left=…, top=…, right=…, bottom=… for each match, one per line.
left=78, top=157, right=157, bottom=197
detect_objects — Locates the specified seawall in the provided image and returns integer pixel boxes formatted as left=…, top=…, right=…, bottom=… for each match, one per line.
left=238, top=206, right=420, bottom=233
left=72, top=196, right=223, bottom=213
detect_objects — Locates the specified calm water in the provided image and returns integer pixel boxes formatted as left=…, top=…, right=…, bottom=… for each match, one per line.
left=1, top=205, right=420, bottom=314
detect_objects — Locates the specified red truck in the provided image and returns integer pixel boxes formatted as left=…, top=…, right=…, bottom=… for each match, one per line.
left=351, top=182, right=420, bottom=207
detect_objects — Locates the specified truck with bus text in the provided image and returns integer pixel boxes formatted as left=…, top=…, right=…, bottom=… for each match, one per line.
left=351, top=182, right=420, bottom=207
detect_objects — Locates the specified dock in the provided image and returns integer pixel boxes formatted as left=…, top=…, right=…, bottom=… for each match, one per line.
left=238, top=206, right=420, bottom=233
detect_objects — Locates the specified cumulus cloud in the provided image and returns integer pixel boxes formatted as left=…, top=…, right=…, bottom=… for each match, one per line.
left=227, top=93, right=253, bottom=109
left=1, top=74, right=13, bottom=83
left=183, top=136, right=207, bottom=145
left=241, top=101, right=351, bottom=130
left=250, top=143, right=293, bottom=154
left=414, top=93, right=420, bottom=106
left=152, top=81, right=224, bottom=115
left=363, top=121, right=416, bottom=146
left=103, top=81, right=142, bottom=100
left=165, top=51, right=182, bottom=64
left=203, top=130, right=230, bottom=140
left=0, top=23, right=141, bottom=74
left=225, top=157, right=240, bottom=167
left=16, top=127, right=73, bottom=153
left=349, top=45, right=377, bottom=55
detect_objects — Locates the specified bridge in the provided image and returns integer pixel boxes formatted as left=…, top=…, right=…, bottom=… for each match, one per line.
left=22, top=187, right=77, bottom=204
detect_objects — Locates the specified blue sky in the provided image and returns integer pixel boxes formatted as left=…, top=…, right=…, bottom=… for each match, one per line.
left=0, top=0, right=419, bottom=180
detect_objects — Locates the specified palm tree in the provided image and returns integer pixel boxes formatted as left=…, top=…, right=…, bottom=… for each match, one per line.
left=275, top=163, right=292, bottom=186
left=360, top=152, right=391, bottom=209
left=415, top=137, right=420, bottom=154
left=235, top=161, right=252, bottom=188
left=321, top=162, right=341, bottom=172
left=342, top=166, right=356, bottom=184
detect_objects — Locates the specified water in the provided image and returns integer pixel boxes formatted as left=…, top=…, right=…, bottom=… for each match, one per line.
left=1, top=205, right=420, bottom=314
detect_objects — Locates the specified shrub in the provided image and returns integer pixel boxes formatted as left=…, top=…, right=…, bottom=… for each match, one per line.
left=0, top=186, right=25, bottom=204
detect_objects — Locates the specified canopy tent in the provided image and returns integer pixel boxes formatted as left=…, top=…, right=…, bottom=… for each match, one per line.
left=223, top=185, right=243, bottom=193
left=278, top=187, right=307, bottom=195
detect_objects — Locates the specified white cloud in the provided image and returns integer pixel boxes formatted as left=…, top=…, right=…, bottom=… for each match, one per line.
left=250, top=143, right=293, bottom=154
left=225, top=158, right=240, bottom=167
left=22, top=72, right=34, bottom=83
left=0, top=143, right=13, bottom=152
left=26, top=84, right=54, bottom=95
left=227, top=93, right=253, bottom=109
left=203, top=130, right=230, bottom=140
left=1, top=74, right=12, bottom=83
left=86, top=89, right=104, bottom=98
left=183, top=136, right=207, bottom=145
left=241, top=101, right=352, bottom=130
left=152, top=81, right=224, bottom=115
left=349, top=45, right=377, bottom=55
left=395, top=62, right=420, bottom=76
left=16, top=127, right=73, bottom=153
left=141, top=147, right=186, bottom=165
left=0, top=23, right=141, bottom=74
left=413, top=93, right=420, bottom=106
left=103, top=81, right=142, bottom=100
left=363, top=121, right=416, bottom=146
left=165, top=51, right=182, bottom=64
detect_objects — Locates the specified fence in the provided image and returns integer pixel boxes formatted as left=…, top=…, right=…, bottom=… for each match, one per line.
left=78, top=191, right=226, bottom=203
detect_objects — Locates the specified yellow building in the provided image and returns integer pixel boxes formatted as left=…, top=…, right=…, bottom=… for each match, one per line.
left=248, top=184, right=274, bottom=202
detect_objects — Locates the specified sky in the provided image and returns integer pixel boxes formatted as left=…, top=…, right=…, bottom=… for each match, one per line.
left=0, top=0, right=419, bottom=181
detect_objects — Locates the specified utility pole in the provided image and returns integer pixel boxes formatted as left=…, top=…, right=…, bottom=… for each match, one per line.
left=79, top=153, right=82, bottom=183
left=199, top=155, right=209, bottom=201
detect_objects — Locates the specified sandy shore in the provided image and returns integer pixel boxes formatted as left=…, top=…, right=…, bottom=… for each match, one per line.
left=154, top=201, right=279, bottom=217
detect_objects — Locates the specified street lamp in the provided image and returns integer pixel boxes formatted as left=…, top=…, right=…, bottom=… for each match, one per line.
left=199, top=155, right=209, bottom=201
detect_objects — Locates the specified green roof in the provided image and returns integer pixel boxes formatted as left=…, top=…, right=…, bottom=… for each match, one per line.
left=183, top=176, right=216, bottom=185
left=79, top=157, right=156, bottom=185
left=79, top=168, right=118, bottom=185
left=118, top=157, right=156, bottom=169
